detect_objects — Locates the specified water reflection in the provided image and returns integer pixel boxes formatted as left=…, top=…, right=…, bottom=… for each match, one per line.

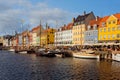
left=0, top=51, right=120, bottom=80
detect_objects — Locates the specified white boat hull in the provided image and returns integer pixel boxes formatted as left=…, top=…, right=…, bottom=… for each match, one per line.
left=9, top=49, right=15, bottom=52
left=55, top=54, right=62, bottom=58
left=73, top=53, right=99, bottom=59
left=19, top=51, right=27, bottom=54
left=112, top=54, right=120, bottom=62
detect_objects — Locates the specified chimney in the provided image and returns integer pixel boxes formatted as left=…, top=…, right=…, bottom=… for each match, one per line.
left=96, top=16, right=99, bottom=21
left=84, top=11, right=86, bottom=15
left=72, top=17, right=75, bottom=23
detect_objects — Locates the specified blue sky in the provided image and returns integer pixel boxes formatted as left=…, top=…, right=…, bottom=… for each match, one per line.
left=0, top=0, right=120, bottom=35
left=30, top=0, right=120, bottom=16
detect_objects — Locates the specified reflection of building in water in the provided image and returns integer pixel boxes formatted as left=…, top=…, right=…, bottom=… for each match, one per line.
left=97, top=60, right=112, bottom=79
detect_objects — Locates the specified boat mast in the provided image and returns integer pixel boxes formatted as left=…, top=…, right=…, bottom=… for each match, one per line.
left=40, top=20, right=42, bottom=48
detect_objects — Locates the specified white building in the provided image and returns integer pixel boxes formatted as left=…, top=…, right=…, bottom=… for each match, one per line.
left=55, top=28, right=62, bottom=46
left=55, top=23, right=73, bottom=46
left=31, top=33, right=37, bottom=46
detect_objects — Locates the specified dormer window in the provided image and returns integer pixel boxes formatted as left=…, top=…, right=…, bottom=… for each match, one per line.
left=117, top=26, right=120, bottom=30
left=93, top=24, right=97, bottom=30
left=102, top=22, right=106, bottom=27
left=87, top=25, right=91, bottom=30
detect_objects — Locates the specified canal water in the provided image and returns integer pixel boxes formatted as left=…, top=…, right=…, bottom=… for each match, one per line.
left=0, top=50, right=120, bottom=80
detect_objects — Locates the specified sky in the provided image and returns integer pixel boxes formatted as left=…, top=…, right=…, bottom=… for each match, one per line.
left=0, top=0, right=120, bottom=35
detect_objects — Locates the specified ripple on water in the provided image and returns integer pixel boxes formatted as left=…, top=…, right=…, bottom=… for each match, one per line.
left=0, top=51, right=120, bottom=80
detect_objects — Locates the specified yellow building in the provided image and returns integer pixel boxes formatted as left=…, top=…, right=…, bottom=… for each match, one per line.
left=41, top=28, right=55, bottom=47
left=98, top=13, right=120, bottom=43
left=72, top=12, right=95, bottom=46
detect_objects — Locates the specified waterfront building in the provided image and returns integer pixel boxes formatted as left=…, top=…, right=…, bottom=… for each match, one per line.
left=84, top=17, right=101, bottom=45
left=55, top=23, right=73, bottom=46
left=17, top=34, right=23, bottom=49
left=98, top=16, right=109, bottom=43
left=31, top=25, right=44, bottom=46
left=98, top=13, right=120, bottom=43
left=41, top=26, right=55, bottom=47
left=72, top=12, right=95, bottom=46
left=11, top=36, right=17, bottom=47
left=31, top=32, right=37, bottom=46
left=21, top=30, right=30, bottom=48
left=3, top=35, right=13, bottom=47
left=55, top=27, right=63, bottom=46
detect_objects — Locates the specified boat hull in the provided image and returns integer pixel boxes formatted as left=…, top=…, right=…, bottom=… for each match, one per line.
left=73, top=53, right=99, bottom=59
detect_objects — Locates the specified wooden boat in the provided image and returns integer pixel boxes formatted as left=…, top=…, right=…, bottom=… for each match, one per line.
left=9, top=49, right=15, bottom=52
left=73, top=52, right=99, bottom=59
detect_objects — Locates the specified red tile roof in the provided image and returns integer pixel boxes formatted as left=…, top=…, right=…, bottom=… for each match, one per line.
left=31, top=25, right=42, bottom=32
left=113, top=13, right=120, bottom=19
left=113, top=13, right=120, bottom=25
left=99, top=16, right=109, bottom=27
left=61, top=23, right=73, bottom=31
left=89, top=17, right=102, bottom=26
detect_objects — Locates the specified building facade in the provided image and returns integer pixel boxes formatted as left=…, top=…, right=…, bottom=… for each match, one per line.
left=98, top=13, right=120, bottom=43
left=31, top=25, right=44, bottom=46
left=41, top=27, right=55, bottom=47
left=55, top=28, right=62, bottom=46
left=72, top=12, right=95, bottom=46
left=55, top=23, right=73, bottom=46
left=84, top=17, right=101, bottom=45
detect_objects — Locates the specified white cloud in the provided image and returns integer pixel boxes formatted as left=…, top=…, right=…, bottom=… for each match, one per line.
left=0, top=0, right=73, bottom=35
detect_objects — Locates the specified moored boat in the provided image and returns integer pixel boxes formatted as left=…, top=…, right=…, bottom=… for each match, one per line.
left=9, top=49, right=15, bottom=52
left=73, top=52, right=99, bottom=59
left=112, top=51, right=120, bottom=62
left=18, top=50, right=27, bottom=54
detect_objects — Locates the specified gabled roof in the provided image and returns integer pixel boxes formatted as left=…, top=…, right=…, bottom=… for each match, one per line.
left=66, top=23, right=73, bottom=30
left=99, top=16, right=109, bottom=27
left=100, top=16, right=109, bottom=22
left=74, top=12, right=93, bottom=23
left=89, top=17, right=102, bottom=26
left=31, top=25, right=42, bottom=32
left=61, top=23, right=73, bottom=31
left=113, top=13, right=120, bottom=19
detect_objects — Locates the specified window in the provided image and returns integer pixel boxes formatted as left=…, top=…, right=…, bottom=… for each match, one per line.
left=117, top=26, right=120, bottom=30
left=102, top=22, right=106, bottom=27
left=117, top=34, right=120, bottom=38
left=108, top=21, right=111, bottom=24
left=108, top=35, right=110, bottom=39
left=104, top=28, right=106, bottom=32
left=100, top=28, right=102, bottom=32
left=112, top=34, right=115, bottom=38
left=113, top=20, right=116, bottom=24
left=108, top=28, right=110, bottom=32
left=87, top=26, right=91, bottom=30
left=93, top=25, right=97, bottom=30
left=112, top=27, right=115, bottom=31
left=104, top=35, right=106, bottom=39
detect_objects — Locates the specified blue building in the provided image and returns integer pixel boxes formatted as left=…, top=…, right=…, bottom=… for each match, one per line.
left=84, top=17, right=101, bottom=45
